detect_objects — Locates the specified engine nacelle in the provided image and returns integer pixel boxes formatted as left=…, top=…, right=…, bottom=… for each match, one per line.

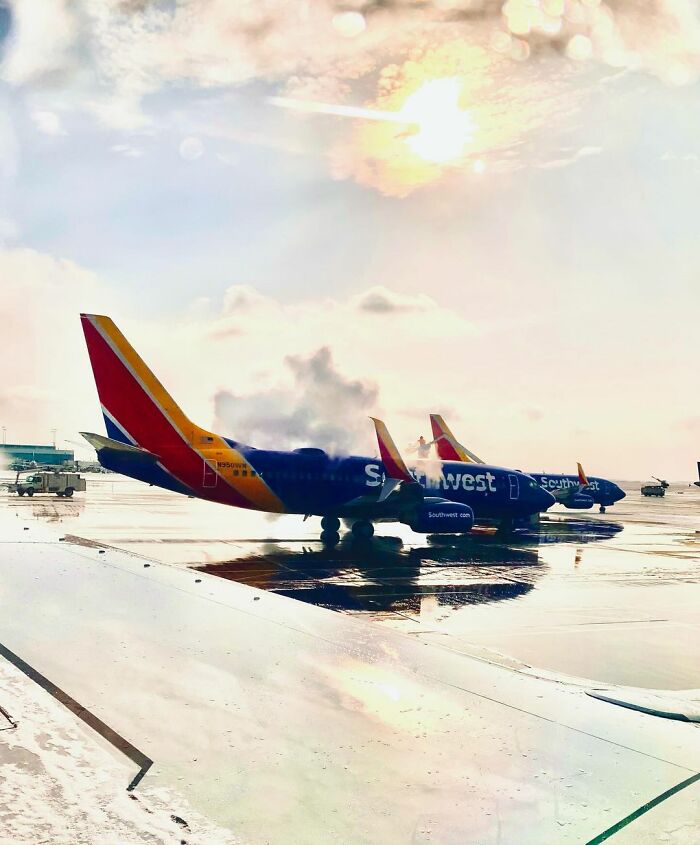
left=565, top=493, right=595, bottom=510
left=408, top=499, right=474, bottom=534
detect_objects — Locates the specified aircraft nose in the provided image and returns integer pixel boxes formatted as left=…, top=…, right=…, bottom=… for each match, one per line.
left=613, top=484, right=626, bottom=502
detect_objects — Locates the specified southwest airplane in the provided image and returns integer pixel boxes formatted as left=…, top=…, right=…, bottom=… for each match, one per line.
left=79, top=314, right=555, bottom=543
left=429, top=414, right=625, bottom=513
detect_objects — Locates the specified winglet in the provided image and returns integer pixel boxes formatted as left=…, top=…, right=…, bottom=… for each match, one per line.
left=429, top=414, right=484, bottom=463
left=370, top=418, right=414, bottom=484
left=577, top=462, right=589, bottom=488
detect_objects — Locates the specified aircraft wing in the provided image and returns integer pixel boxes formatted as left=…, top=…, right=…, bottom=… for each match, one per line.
left=549, top=462, right=591, bottom=503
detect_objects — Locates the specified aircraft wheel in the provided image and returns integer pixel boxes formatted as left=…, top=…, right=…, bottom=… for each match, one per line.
left=496, top=518, right=513, bottom=535
left=321, top=516, right=340, bottom=532
left=320, top=529, right=340, bottom=546
left=26, top=489, right=34, bottom=497
left=64, top=488, right=74, bottom=498
left=599, top=505, right=606, bottom=513
left=352, top=520, right=374, bottom=539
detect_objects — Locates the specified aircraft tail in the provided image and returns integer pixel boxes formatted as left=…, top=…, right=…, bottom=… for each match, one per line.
left=429, top=414, right=484, bottom=463
left=370, top=418, right=414, bottom=484
left=80, top=314, right=217, bottom=454
left=577, top=462, right=590, bottom=488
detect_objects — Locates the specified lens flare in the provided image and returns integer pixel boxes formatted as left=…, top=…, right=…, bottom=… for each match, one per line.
left=400, top=78, right=475, bottom=164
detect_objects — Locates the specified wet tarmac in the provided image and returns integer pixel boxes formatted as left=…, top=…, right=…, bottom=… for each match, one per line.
left=2, top=473, right=698, bottom=691
left=1, top=474, right=699, bottom=843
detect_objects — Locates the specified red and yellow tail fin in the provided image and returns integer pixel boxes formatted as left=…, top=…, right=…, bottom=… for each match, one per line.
left=81, top=313, right=216, bottom=451
left=577, top=462, right=589, bottom=487
left=429, top=414, right=479, bottom=463
left=80, top=314, right=284, bottom=512
left=370, top=418, right=414, bottom=484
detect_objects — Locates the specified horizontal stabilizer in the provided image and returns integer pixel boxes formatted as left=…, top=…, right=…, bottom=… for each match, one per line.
left=80, top=432, right=158, bottom=462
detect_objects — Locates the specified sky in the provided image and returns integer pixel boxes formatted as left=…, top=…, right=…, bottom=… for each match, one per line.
left=0, top=0, right=698, bottom=479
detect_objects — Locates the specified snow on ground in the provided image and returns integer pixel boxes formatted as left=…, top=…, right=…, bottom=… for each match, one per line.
left=0, top=657, right=239, bottom=845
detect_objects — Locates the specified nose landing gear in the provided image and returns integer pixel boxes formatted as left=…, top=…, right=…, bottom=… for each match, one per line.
left=599, top=505, right=606, bottom=513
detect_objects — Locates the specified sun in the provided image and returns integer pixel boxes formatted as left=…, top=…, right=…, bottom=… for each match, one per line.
left=399, top=78, right=475, bottom=164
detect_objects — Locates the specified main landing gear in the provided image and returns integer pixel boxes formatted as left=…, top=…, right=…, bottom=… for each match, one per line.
left=318, top=517, right=375, bottom=545
left=351, top=520, right=374, bottom=540
left=320, top=516, right=340, bottom=546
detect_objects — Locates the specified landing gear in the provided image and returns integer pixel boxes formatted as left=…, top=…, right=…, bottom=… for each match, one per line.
left=599, top=505, right=606, bottom=514
left=351, top=520, right=374, bottom=539
left=496, top=518, right=514, bottom=535
left=320, top=529, right=340, bottom=546
left=321, top=516, right=340, bottom=532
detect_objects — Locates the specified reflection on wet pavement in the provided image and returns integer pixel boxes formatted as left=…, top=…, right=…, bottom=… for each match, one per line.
left=2, top=474, right=699, bottom=690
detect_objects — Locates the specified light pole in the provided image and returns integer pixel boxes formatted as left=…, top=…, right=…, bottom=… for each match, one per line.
left=1, top=426, right=5, bottom=445
left=50, top=428, right=57, bottom=449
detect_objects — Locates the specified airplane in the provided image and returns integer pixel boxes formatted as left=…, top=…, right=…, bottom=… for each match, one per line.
left=429, top=413, right=625, bottom=513
left=695, top=462, right=700, bottom=488
left=79, top=314, right=555, bottom=543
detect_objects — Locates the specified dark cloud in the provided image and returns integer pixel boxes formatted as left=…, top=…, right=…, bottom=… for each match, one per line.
left=213, top=346, right=379, bottom=454
left=356, top=289, right=428, bottom=314
left=0, top=2, right=11, bottom=45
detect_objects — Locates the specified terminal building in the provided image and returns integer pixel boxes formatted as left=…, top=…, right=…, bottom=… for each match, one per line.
left=0, top=443, right=74, bottom=467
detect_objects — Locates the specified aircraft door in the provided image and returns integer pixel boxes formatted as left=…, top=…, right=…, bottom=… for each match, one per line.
left=508, top=473, right=519, bottom=500
left=202, top=459, right=218, bottom=488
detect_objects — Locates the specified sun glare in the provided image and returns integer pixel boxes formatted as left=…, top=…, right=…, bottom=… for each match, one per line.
left=400, top=78, right=475, bottom=164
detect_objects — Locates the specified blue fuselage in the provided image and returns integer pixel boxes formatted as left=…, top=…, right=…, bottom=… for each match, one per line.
left=103, top=442, right=554, bottom=520
left=530, top=473, right=625, bottom=507
left=241, top=450, right=553, bottom=519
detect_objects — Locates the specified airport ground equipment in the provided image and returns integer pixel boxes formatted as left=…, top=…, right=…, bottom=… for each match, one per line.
left=9, top=471, right=86, bottom=498
left=641, top=477, right=668, bottom=498
left=694, top=462, right=700, bottom=488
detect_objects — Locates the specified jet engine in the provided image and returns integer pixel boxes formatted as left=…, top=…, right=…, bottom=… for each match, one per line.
left=564, top=494, right=595, bottom=510
left=408, top=499, right=475, bottom=533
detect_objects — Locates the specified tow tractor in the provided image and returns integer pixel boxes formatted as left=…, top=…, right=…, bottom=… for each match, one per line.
left=7, top=469, right=87, bottom=498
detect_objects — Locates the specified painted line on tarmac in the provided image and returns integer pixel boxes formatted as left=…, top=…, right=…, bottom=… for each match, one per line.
left=585, top=771, right=700, bottom=844
left=0, top=641, right=152, bottom=791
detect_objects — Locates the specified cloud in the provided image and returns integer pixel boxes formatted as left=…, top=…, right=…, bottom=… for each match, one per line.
left=110, top=143, right=142, bottom=157
left=0, top=248, right=476, bottom=458
left=537, top=145, right=602, bottom=170
left=2, top=0, right=79, bottom=86
left=4, top=0, right=700, bottom=138
left=0, top=248, right=115, bottom=448
left=214, top=346, right=380, bottom=454
left=354, top=286, right=433, bottom=315
left=30, top=109, right=66, bottom=135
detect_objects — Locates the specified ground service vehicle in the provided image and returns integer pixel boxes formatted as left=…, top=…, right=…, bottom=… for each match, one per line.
left=12, top=471, right=86, bottom=498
